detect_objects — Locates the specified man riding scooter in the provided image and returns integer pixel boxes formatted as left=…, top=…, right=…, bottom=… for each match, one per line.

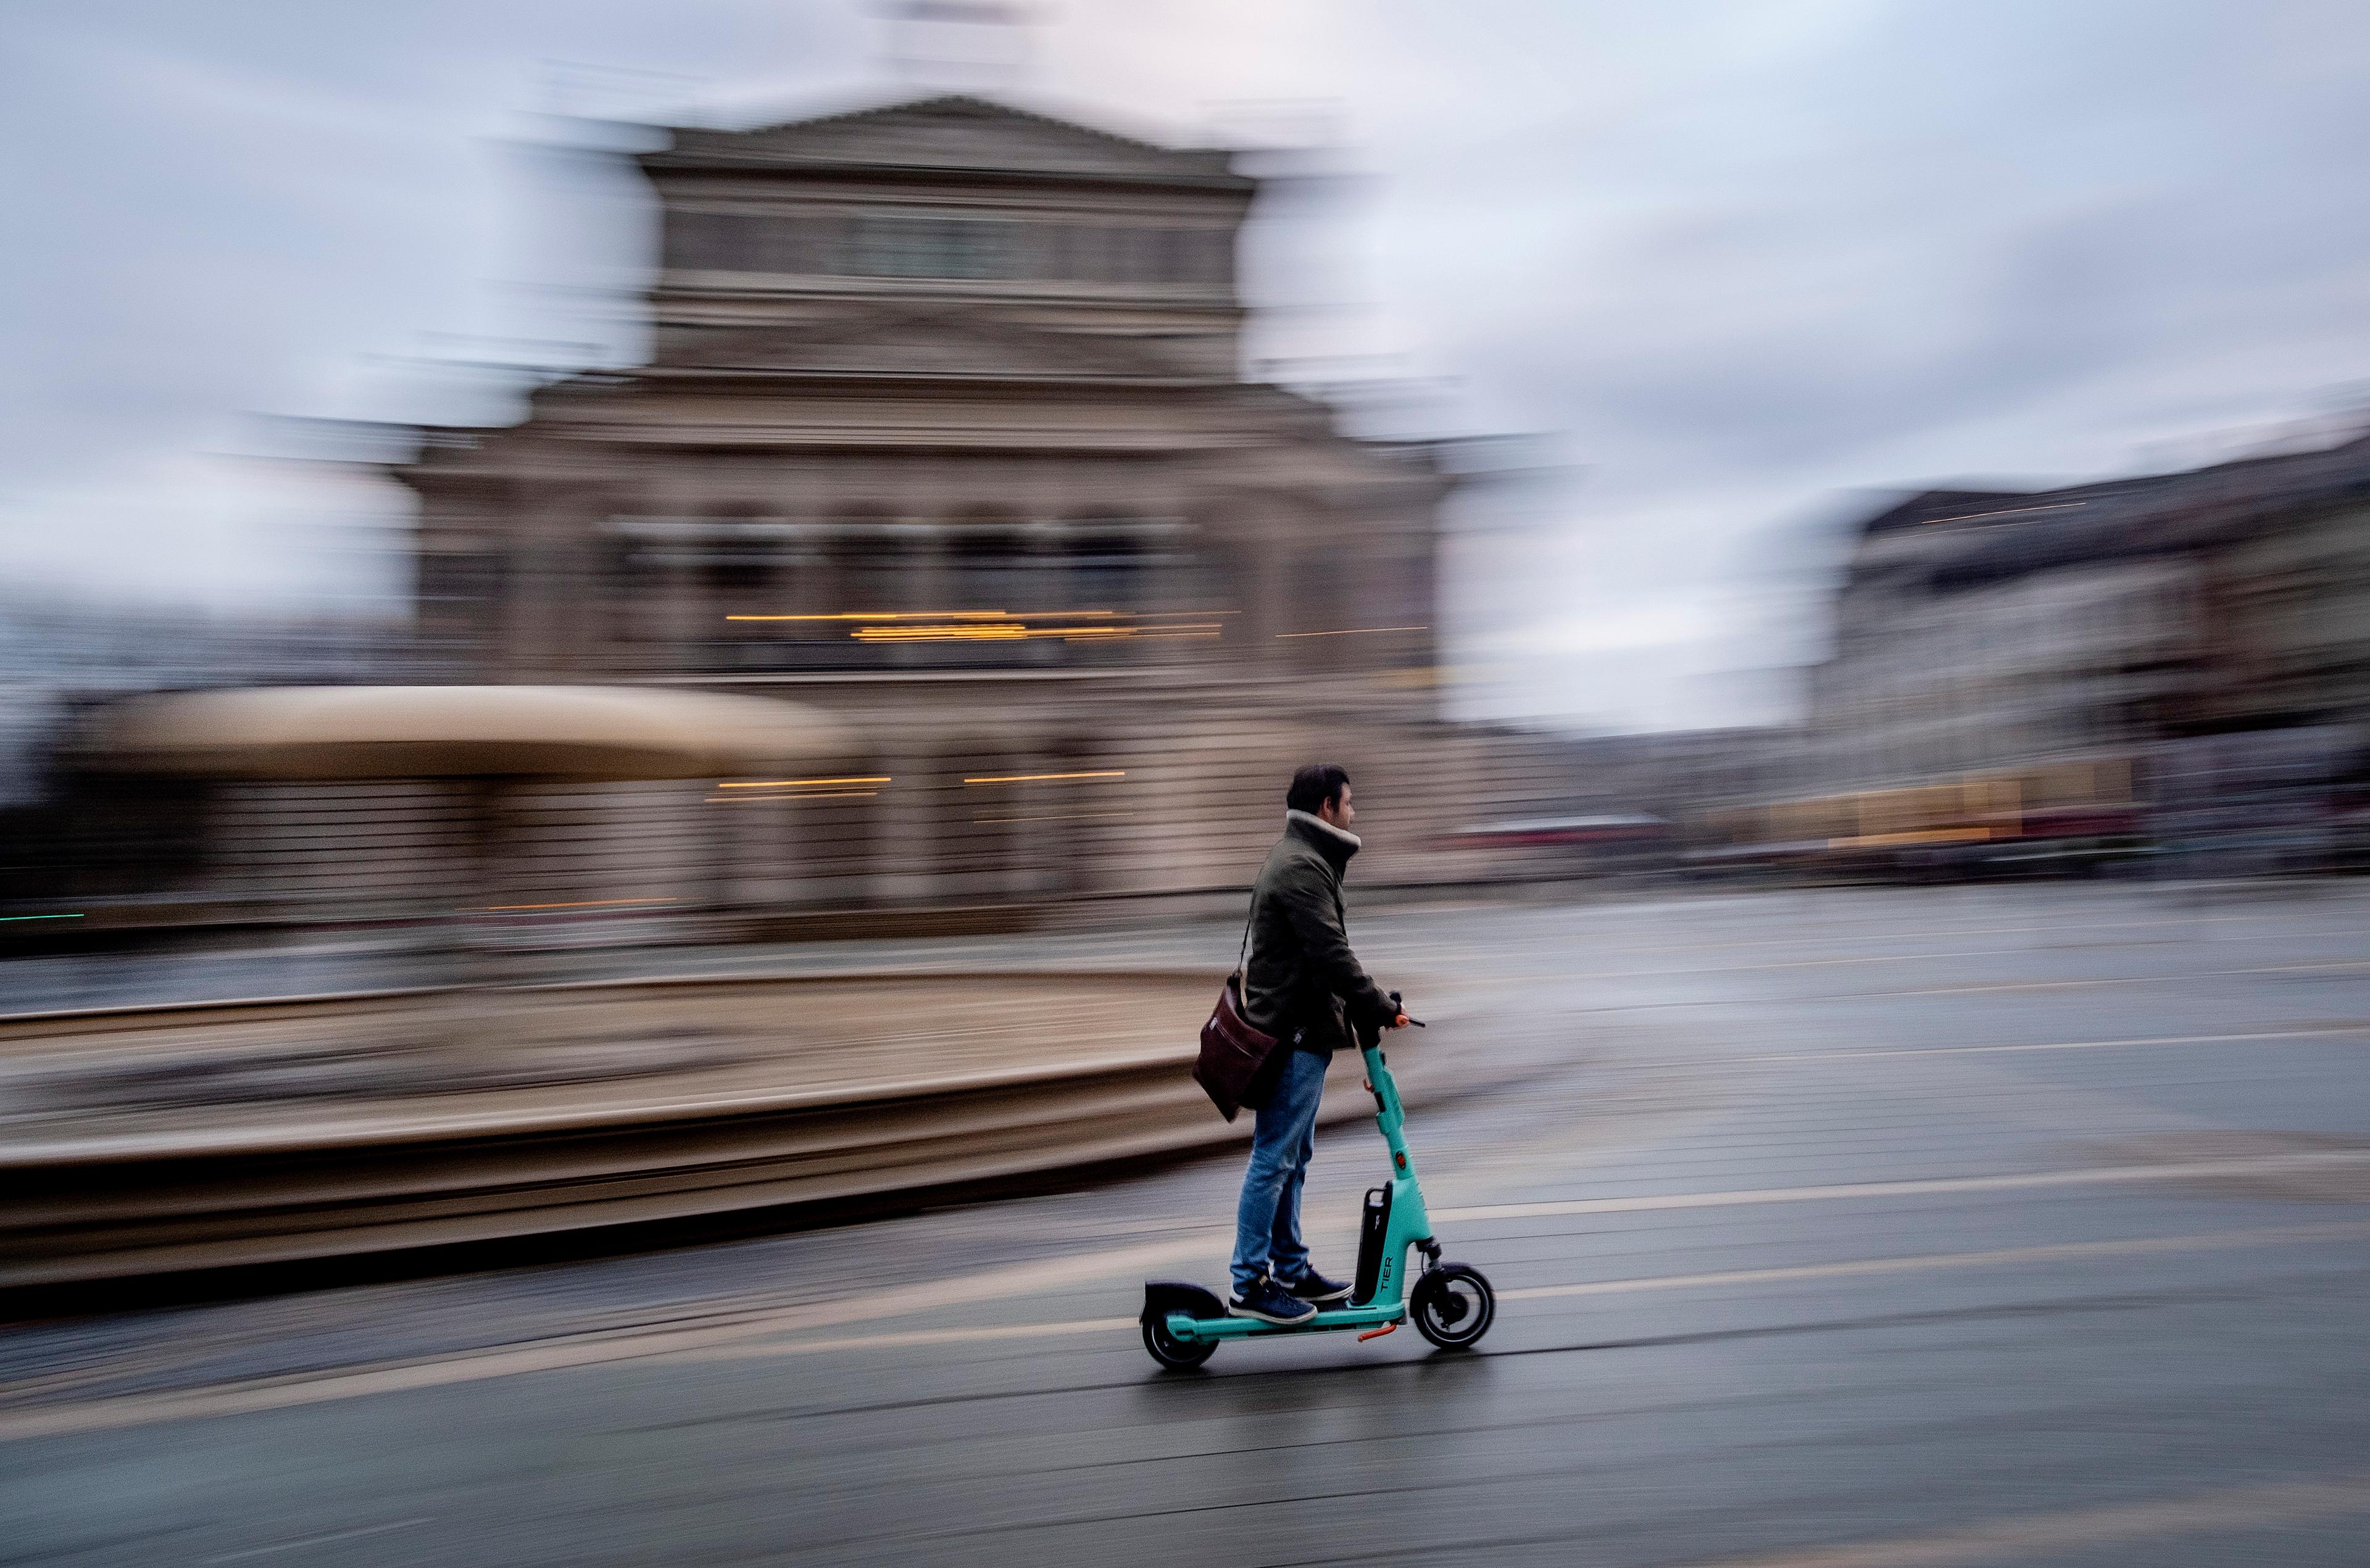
left=1228, top=763, right=1410, bottom=1325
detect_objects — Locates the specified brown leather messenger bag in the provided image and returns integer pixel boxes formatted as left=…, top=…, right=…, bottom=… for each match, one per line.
left=1194, top=894, right=1283, bottom=1122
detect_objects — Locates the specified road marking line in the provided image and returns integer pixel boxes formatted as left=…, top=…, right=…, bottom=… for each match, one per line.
left=1869, top=959, right=2370, bottom=998
left=1498, top=1222, right=2370, bottom=1304
left=0, top=1235, right=1221, bottom=1445
left=1747, top=1026, right=2370, bottom=1063
left=1475, top=966, right=2370, bottom=1014
left=1669, top=1469, right=2370, bottom=1567
left=8, top=1181, right=2365, bottom=1443
left=670, top=1316, right=1139, bottom=1362
left=1582, top=953, right=1986, bottom=977
left=205, top=1518, right=433, bottom=1563
left=1571, top=955, right=2370, bottom=984
left=674, top=1220, right=2370, bottom=1366
left=1434, top=1148, right=2370, bottom=1224
left=1602, top=917, right=2306, bottom=955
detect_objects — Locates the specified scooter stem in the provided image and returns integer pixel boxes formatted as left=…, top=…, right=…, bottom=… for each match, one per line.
left=1359, top=1041, right=1418, bottom=1180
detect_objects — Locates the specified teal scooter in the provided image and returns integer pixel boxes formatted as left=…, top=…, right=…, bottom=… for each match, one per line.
left=1141, top=1003, right=1496, bottom=1368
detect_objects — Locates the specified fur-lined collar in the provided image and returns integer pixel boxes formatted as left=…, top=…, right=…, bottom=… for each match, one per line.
left=1284, top=808, right=1362, bottom=851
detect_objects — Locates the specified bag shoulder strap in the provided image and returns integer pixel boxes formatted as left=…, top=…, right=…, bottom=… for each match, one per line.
left=1234, top=846, right=1269, bottom=983
left=1234, top=886, right=1257, bottom=980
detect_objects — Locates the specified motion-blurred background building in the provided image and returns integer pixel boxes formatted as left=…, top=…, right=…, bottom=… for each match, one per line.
left=399, top=93, right=1455, bottom=914
left=1711, top=433, right=2370, bottom=875
left=12, top=94, right=1590, bottom=940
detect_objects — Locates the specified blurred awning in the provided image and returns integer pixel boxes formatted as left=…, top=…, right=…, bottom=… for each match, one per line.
left=80, top=686, right=857, bottom=781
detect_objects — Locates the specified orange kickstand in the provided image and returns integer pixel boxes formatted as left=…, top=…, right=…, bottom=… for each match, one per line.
left=1357, top=1322, right=1399, bottom=1342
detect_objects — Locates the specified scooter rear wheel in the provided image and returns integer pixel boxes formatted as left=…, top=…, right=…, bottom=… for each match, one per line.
left=1142, top=1315, right=1216, bottom=1370
left=1411, top=1263, right=1495, bottom=1350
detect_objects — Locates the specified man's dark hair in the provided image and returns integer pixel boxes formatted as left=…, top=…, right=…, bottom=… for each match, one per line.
left=1286, top=763, right=1352, bottom=816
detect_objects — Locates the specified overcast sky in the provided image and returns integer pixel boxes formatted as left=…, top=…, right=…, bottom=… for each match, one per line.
left=6, top=1, right=2369, bottom=729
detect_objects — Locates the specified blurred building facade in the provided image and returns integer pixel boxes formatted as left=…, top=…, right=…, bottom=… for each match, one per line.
left=12, top=94, right=1617, bottom=939
left=1739, top=433, right=2370, bottom=871
left=380, top=95, right=1489, bottom=919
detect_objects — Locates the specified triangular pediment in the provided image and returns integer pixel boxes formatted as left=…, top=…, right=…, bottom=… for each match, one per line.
left=652, top=305, right=1219, bottom=385
left=652, top=94, right=1243, bottom=185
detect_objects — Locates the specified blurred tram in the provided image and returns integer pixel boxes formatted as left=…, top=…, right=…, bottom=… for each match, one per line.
left=1693, top=758, right=2146, bottom=882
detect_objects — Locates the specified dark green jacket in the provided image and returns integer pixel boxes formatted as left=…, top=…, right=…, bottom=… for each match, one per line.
left=1240, top=811, right=1399, bottom=1055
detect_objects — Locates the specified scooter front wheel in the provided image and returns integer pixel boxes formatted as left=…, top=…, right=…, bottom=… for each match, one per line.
left=1142, top=1315, right=1216, bottom=1370
left=1411, top=1263, right=1495, bottom=1350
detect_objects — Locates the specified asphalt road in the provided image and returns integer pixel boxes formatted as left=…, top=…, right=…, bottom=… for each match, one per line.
left=5, top=882, right=2369, bottom=1566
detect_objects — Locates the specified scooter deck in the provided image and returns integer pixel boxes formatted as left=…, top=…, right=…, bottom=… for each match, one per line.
left=1165, top=1303, right=1405, bottom=1342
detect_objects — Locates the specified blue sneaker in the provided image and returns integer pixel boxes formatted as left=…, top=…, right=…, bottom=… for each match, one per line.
left=1278, top=1266, right=1352, bottom=1305
left=1229, top=1277, right=1318, bottom=1325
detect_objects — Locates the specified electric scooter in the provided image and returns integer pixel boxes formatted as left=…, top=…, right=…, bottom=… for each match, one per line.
left=1141, top=1001, right=1495, bottom=1368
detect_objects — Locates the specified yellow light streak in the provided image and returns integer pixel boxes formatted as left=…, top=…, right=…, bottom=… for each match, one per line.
left=852, top=624, right=1031, bottom=642
left=730, top=607, right=1233, bottom=644
left=714, top=776, right=892, bottom=789
left=707, top=790, right=879, bottom=802
left=858, top=627, right=1125, bottom=642
left=963, top=770, right=1127, bottom=785
left=850, top=620, right=1228, bottom=644
left=731, top=610, right=1236, bottom=627
left=726, top=610, right=1121, bottom=623
left=480, top=897, right=678, bottom=913
left=1276, top=625, right=1429, bottom=639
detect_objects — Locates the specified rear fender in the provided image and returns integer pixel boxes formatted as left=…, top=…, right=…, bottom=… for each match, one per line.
left=1142, top=1280, right=1226, bottom=1324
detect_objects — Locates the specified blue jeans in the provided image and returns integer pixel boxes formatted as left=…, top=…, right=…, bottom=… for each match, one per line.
left=1231, top=1047, right=1329, bottom=1294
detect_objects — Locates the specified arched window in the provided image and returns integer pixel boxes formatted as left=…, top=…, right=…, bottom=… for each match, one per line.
left=829, top=505, right=910, bottom=616
left=947, top=507, right=1031, bottom=613
left=1065, top=523, right=1144, bottom=613
left=1193, top=530, right=1247, bottom=612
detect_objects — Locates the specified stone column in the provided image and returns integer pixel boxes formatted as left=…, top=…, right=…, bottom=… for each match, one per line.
left=871, top=745, right=942, bottom=905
